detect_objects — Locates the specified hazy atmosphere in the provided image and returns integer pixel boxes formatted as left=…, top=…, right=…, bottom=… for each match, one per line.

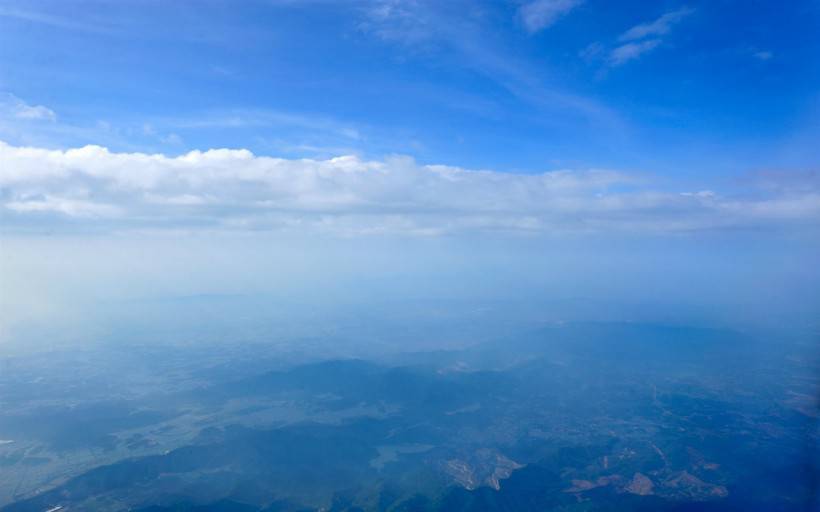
left=0, top=1, right=818, bottom=511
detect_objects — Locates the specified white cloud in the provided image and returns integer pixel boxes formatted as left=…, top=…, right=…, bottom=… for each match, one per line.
left=0, top=93, right=57, bottom=122
left=167, top=109, right=361, bottom=141
left=144, top=193, right=210, bottom=206
left=13, top=103, right=56, bottom=121
left=5, top=195, right=119, bottom=217
left=1, top=141, right=818, bottom=235
left=609, top=39, right=662, bottom=66
left=618, top=7, right=694, bottom=42
left=519, top=0, right=583, bottom=33
left=360, top=0, right=435, bottom=45
left=604, top=7, right=693, bottom=67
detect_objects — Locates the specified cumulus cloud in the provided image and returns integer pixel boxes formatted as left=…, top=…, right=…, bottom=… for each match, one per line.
left=1, top=141, right=818, bottom=236
left=519, top=0, right=583, bottom=33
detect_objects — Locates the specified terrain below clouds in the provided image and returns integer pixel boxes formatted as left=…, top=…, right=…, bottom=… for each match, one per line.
left=0, top=322, right=817, bottom=511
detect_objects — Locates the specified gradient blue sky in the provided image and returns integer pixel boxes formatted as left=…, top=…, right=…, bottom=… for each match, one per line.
left=2, top=0, right=819, bottom=178
left=1, top=1, right=820, bottom=347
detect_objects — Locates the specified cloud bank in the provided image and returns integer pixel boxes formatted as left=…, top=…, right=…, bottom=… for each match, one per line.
left=1, top=141, right=818, bottom=236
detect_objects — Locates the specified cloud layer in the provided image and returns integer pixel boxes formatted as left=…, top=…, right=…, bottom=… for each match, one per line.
left=1, top=141, right=818, bottom=236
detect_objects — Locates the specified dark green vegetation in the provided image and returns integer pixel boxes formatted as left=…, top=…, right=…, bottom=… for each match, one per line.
left=0, top=323, right=817, bottom=511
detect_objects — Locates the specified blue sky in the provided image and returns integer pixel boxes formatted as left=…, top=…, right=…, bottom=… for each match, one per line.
left=2, top=0, right=819, bottom=178
left=1, top=1, right=819, bottom=345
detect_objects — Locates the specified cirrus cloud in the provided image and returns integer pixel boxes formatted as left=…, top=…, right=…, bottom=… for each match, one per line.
left=605, top=7, right=693, bottom=67
left=618, top=7, right=694, bottom=42
left=609, top=39, right=662, bottom=66
left=519, top=0, right=584, bottom=33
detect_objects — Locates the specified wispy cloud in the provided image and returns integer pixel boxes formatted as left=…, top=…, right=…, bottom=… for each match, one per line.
left=609, top=39, right=661, bottom=66
left=519, top=0, right=584, bottom=33
left=605, top=6, right=693, bottom=67
left=166, top=109, right=362, bottom=140
left=0, top=5, right=117, bottom=35
left=0, top=93, right=57, bottom=122
left=360, top=0, right=434, bottom=44
left=618, top=7, right=694, bottom=42
left=0, top=91, right=364, bottom=156
left=2, top=141, right=818, bottom=236
left=360, top=1, right=621, bottom=130
left=753, top=50, right=773, bottom=61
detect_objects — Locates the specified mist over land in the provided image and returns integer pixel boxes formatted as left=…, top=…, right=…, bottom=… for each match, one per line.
left=1, top=223, right=817, bottom=511
left=1, top=0, right=820, bottom=510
